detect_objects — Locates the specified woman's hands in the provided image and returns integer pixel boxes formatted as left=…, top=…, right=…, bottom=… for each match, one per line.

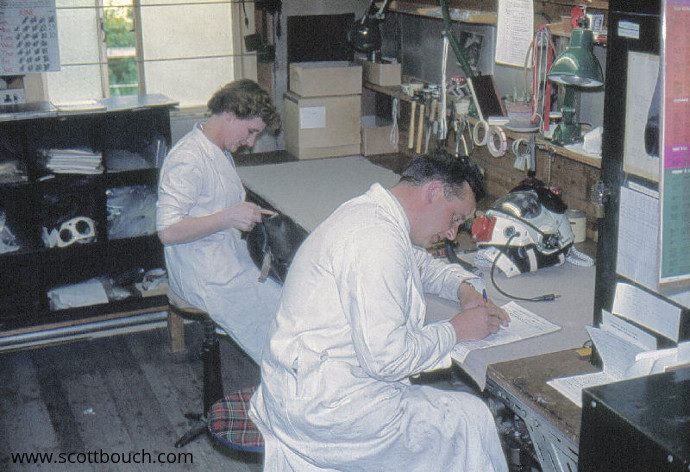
left=158, top=201, right=276, bottom=245
left=219, top=201, right=276, bottom=232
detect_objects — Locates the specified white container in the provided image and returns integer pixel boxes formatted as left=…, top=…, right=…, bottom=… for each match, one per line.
left=566, top=209, right=587, bottom=243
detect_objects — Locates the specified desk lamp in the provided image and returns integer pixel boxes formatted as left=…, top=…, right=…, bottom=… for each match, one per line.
left=346, top=0, right=390, bottom=60
left=547, top=28, right=603, bottom=146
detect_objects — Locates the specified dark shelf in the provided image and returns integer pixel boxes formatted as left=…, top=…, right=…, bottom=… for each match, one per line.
left=0, top=95, right=174, bottom=334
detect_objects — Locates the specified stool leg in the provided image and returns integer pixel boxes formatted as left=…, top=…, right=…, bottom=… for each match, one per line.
left=174, top=420, right=208, bottom=448
left=167, top=309, right=186, bottom=353
left=201, top=316, right=224, bottom=414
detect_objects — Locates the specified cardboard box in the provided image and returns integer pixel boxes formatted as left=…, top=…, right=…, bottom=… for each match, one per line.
left=361, top=115, right=399, bottom=156
left=289, top=61, right=362, bottom=97
left=283, top=91, right=361, bottom=160
left=358, top=59, right=402, bottom=86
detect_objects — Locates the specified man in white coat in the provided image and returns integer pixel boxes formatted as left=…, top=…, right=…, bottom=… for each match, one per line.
left=250, top=151, right=510, bottom=471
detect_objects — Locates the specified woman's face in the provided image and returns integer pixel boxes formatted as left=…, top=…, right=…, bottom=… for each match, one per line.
left=223, top=113, right=266, bottom=153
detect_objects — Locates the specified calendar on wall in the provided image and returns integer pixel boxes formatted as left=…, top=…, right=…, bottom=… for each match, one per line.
left=0, top=0, right=60, bottom=75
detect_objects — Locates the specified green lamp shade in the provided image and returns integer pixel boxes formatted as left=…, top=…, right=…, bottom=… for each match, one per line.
left=548, top=29, right=603, bottom=87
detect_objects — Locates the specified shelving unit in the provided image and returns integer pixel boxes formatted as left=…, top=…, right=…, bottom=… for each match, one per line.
left=0, top=94, right=177, bottom=335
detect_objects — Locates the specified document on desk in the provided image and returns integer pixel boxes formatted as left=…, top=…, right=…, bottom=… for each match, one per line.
left=452, top=301, right=560, bottom=364
left=547, top=313, right=690, bottom=407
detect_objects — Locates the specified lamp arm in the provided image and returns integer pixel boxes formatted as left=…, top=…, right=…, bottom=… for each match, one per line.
left=375, top=0, right=390, bottom=18
left=439, top=0, right=474, bottom=77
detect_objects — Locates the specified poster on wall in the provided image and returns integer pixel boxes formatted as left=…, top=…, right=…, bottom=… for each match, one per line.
left=0, top=0, right=60, bottom=75
left=623, top=52, right=661, bottom=182
left=658, top=0, right=690, bottom=291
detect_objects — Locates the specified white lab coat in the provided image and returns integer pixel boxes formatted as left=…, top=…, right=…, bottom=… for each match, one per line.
left=156, top=125, right=281, bottom=363
left=250, top=183, right=507, bottom=471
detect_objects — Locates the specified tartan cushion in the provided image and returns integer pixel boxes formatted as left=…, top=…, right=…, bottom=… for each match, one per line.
left=207, top=386, right=264, bottom=452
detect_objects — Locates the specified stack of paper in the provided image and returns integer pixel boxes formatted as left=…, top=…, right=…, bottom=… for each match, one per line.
left=547, top=304, right=690, bottom=407
left=43, top=148, right=103, bottom=174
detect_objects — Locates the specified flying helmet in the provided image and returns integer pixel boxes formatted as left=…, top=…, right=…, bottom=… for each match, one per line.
left=471, top=183, right=574, bottom=277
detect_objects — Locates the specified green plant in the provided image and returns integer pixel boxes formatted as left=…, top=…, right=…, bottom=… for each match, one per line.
left=504, top=87, right=531, bottom=103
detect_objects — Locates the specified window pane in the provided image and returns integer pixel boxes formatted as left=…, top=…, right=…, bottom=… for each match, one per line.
left=104, top=2, right=138, bottom=96
left=47, top=3, right=104, bottom=102
left=145, top=57, right=235, bottom=107
left=140, top=2, right=236, bottom=107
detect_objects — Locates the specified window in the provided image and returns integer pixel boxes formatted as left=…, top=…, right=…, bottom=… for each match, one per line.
left=47, top=0, right=256, bottom=108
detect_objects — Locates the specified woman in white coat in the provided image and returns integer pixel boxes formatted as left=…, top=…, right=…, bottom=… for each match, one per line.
left=250, top=151, right=510, bottom=471
left=156, top=79, right=280, bottom=363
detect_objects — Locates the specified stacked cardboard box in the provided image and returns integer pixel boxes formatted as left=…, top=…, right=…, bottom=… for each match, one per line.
left=356, top=58, right=402, bottom=87
left=361, top=115, right=398, bottom=156
left=283, top=61, right=362, bottom=160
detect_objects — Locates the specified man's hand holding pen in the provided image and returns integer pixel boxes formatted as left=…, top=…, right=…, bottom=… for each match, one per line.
left=452, top=283, right=510, bottom=342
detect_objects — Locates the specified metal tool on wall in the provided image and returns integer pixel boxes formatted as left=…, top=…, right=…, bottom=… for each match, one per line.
left=415, top=94, right=425, bottom=155
left=408, top=94, right=418, bottom=150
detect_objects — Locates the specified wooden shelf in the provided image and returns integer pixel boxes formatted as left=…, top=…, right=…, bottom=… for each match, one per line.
left=548, top=21, right=608, bottom=44
left=363, top=81, right=601, bottom=169
left=383, top=1, right=496, bottom=24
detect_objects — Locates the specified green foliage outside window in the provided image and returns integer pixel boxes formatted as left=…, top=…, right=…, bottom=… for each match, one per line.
left=105, top=5, right=138, bottom=96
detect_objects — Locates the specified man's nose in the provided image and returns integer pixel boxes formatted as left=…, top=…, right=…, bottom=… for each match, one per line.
left=445, top=225, right=459, bottom=241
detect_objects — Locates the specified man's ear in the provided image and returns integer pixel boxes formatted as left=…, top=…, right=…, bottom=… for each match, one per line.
left=426, top=181, right=444, bottom=204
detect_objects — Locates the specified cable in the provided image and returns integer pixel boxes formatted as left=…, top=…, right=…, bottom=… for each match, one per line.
left=566, top=245, right=594, bottom=267
left=390, top=97, right=400, bottom=147
left=445, top=239, right=482, bottom=276
left=489, top=233, right=560, bottom=302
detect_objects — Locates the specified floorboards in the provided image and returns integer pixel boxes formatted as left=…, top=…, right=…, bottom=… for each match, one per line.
left=0, top=322, right=263, bottom=471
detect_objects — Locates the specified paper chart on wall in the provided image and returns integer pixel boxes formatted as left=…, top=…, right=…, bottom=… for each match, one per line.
left=617, top=183, right=690, bottom=308
left=495, top=0, right=533, bottom=67
left=0, top=0, right=60, bottom=75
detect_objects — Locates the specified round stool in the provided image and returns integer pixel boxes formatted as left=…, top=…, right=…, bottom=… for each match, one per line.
left=207, top=385, right=265, bottom=452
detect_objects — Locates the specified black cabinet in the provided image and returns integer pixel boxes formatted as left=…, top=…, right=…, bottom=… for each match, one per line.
left=0, top=94, right=177, bottom=332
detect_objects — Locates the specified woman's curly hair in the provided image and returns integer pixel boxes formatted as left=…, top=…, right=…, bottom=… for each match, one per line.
left=207, top=79, right=281, bottom=132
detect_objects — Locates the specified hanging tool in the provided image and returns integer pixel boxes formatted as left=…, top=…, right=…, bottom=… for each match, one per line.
left=415, top=97, right=425, bottom=155
left=425, top=93, right=438, bottom=153
left=408, top=95, right=417, bottom=150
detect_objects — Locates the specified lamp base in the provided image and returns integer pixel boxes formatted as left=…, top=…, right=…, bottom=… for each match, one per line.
left=550, top=108, right=580, bottom=146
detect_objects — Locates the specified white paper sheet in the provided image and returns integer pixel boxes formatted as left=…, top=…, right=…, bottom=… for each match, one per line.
left=617, top=184, right=690, bottom=308
left=451, top=301, right=560, bottom=363
left=547, top=324, right=646, bottom=407
left=600, top=310, right=657, bottom=351
left=612, top=282, right=682, bottom=341
left=547, top=371, right=614, bottom=407
left=548, top=325, right=689, bottom=407
left=495, top=0, right=534, bottom=67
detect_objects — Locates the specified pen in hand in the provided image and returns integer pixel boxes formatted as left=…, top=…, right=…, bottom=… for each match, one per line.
left=482, top=289, right=488, bottom=307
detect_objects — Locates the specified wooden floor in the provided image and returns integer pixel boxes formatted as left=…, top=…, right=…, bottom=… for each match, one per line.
left=0, top=322, right=263, bottom=471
